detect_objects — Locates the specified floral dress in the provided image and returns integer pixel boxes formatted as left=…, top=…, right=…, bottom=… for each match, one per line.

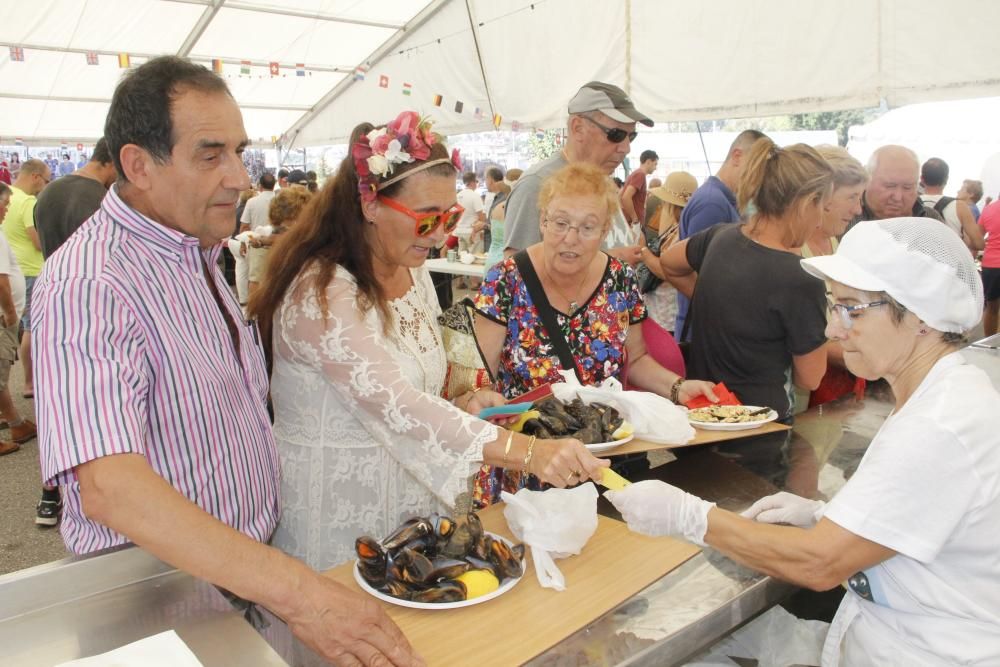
left=471, top=252, right=646, bottom=506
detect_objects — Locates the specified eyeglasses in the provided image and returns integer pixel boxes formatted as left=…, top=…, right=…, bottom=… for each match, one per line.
left=378, top=196, right=464, bottom=236
left=580, top=115, right=638, bottom=144
left=829, top=300, right=888, bottom=330
left=544, top=217, right=605, bottom=241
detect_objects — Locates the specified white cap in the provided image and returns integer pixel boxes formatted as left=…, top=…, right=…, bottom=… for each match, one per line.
left=800, top=218, right=983, bottom=333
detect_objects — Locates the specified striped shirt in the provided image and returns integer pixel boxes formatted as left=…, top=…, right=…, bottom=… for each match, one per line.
left=34, top=185, right=279, bottom=555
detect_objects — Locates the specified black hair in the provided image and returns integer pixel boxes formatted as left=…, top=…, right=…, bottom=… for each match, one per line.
left=306, top=170, right=317, bottom=181
left=91, top=138, right=112, bottom=165
left=259, top=172, right=276, bottom=190
left=921, top=157, right=949, bottom=187
left=640, top=149, right=658, bottom=163
left=104, top=56, right=230, bottom=182
left=278, top=169, right=289, bottom=179
left=486, top=166, right=504, bottom=182
left=462, top=171, right=477, bottom=185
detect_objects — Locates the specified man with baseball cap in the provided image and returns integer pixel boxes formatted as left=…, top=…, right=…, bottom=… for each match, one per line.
left=503, top=81, right=653, bottom=264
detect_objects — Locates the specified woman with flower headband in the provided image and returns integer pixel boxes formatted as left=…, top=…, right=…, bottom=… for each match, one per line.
left=248, top=112, right=608, bottom=570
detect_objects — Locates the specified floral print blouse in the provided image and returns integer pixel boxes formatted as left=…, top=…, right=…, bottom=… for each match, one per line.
left=474, top=252, right=647, bottom=398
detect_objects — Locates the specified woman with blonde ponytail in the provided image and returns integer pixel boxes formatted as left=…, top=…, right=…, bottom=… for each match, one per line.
left=659, top=137, right=833, bottom=425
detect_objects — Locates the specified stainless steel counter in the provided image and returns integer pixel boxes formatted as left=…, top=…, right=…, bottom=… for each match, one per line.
left=0, top=545, right=288, bottom=666
left=3, top=340, right=997, bottom=666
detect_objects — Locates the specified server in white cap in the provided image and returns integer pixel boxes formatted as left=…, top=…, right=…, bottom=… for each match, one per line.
left=503, top=81, right=652, bottom=264
left=606, top=217, right=1000, bottom=666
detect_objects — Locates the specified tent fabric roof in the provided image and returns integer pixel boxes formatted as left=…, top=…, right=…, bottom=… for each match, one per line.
left=2, top=0, right=1000, bottom=148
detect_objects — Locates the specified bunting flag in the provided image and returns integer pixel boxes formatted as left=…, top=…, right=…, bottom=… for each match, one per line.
left=432, top=94, right=442, bottom=107
left=296, top=63, right=305, bottom=77
left=85, top=51, right=99, bottom=66
left=535, top=128, right=545, bottom=140
left=402, top=82, right=412, bottom=96
left=454, top=100, right=464, bottom=114
left=9, top=46, right=24, bottom=62
left=76, top=143, right=83, bottom=151
left=269, top=61, right=279, bottom=76
left=118, top=53, right=130, bottom=68
left=511, top=120, right=521, bottom=132
left=474, top=107, right=484, bottom=121
left=60, top=142, right=68, bottom=151
left=492, top=113, right=502, bottom=129
left=353, top=67, right=366, bottom=81
left=240, top=60, right=251, bottom=75
left=271, top=135, right=278, bottom=145
left=212, top=59, right=223, bottom=74
left=15, top=138, right=23, bottom=146
left=378, top=74, right=389, bottom=88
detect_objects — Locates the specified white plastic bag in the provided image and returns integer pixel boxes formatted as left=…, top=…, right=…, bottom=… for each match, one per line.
left=549, top=370, right=695, bottom=445
left=501, top=484, right=599, bottom=591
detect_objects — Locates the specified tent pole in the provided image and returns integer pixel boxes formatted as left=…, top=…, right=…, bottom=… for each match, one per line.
left=176, top=0, right=225, bottom=57
left=696, top=122, right=711, bottom=173
left=464, top=0, right=498, bottom=127
left=624, top=0, right=632, bottom=94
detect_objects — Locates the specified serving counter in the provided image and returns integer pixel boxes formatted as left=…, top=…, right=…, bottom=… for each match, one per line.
left=3, top=339, right=997, bottom=666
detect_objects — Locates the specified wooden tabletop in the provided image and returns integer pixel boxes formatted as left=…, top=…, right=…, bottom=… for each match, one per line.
left=596, top=420, right=790, bottom=458
left=324, top=503, right=700, bottom=666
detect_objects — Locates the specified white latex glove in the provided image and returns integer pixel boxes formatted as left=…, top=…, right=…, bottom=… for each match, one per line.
left=604, top=480, right=715, bottom=546
left=740, top=491, right=826, bottom=528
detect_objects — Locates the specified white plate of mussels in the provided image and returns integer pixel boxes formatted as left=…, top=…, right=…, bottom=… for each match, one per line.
left=584, top=433, right=635, bottom=454
left=354, top=514, right=527, bottom=610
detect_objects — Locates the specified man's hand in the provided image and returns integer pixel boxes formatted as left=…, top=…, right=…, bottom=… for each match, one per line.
left=286, top=575, right=424, bottom=667
left=607, top=245, right=643, bottom=267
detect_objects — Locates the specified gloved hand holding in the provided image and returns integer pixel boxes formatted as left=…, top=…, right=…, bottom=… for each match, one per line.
left=740, top=491, right=825, bottom=528
left=604, top=480, right=715, bottom=546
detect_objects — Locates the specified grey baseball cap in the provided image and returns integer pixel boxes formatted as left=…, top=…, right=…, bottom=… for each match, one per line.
left=567, top=81, right=653, bottom=127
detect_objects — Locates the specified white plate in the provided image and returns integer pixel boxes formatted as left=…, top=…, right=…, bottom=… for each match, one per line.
left=585, top=433, right=634, bottom=453
left=687, top=406, right=778, bottom=431
left=353, top=532, right=525, bottom=610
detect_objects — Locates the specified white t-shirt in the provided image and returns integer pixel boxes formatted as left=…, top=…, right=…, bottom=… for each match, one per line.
left=920, top=194, right=962, bottom=238
left=240, top=190, right=276, bottom=231
left=821, top=352, right=1000, bottom=666
left=455, top=188, right=484, bottom=236
left=0, top=233, right=25, bottom=322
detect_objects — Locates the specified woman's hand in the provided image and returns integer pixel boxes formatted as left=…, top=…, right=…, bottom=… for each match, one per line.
left=678, top=380, right=719, bottom=405
left=528, top=438, right=610, bottom=487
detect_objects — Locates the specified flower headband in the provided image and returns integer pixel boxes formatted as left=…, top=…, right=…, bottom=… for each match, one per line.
left=352, top=111, right=462, bottom=202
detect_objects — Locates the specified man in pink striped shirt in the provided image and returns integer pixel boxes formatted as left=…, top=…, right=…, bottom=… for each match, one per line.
left=33, top=56, right=420, bottom=667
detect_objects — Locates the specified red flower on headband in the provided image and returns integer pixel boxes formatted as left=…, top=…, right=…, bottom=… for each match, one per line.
left=352, top=110, right=449, bottom=202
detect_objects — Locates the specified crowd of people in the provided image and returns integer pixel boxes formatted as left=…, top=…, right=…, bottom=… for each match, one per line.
left=2, top=54, right=998, bottom=666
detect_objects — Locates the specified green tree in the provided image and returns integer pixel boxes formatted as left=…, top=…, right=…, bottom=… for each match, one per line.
left=527, top=129, right=561, bottom=161
left=788, top=108, right=881, bottom=146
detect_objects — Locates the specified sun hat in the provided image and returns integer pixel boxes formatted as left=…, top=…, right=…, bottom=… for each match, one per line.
left=649, top=171, right=697, bottom=207
left=800, top=217, right=983, bottom=333
left=567, top=81, right=653, bottom=127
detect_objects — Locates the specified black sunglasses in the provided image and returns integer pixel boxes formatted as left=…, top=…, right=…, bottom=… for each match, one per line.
left=581, top=115, right=638, bottom=144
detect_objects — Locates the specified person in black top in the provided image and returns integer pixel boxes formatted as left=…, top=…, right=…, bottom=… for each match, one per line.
left=660, top=138, right=832, bottom=421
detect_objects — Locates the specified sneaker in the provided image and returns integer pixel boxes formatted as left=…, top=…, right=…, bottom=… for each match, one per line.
left=0, top=440, right=19, bottom=456
left=35, top=499, right=62, bottom=527
left=10, top=420, right=36, bottom=444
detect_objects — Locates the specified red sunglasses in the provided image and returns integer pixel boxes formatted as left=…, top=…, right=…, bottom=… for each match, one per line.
left=378, top=196, right=464, bottom=236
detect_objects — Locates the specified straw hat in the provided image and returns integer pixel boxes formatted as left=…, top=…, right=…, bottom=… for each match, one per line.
left=650, top=171, right=697, bottom=207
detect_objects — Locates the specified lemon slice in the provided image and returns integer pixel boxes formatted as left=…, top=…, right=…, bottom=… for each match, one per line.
left=611, top=420, right=634, bottom=440
left=455, top=569, right=500, bottom=599
left=599, top=468, right=632, bottom=490
left=510, top=410, right=541, bottom=432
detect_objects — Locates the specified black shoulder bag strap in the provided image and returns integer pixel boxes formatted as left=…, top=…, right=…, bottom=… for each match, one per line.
left=513, top=250, right=584, bottom=383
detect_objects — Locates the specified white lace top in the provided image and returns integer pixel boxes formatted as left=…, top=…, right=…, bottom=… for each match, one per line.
left=269, top=265, right=497, bottom=569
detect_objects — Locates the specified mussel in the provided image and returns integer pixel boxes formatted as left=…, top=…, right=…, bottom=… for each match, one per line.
left=382, top=518, right=433, bottom=551
left=410, top=581, right=466, bottom=603
left=488, top=536, right=524, bottom=579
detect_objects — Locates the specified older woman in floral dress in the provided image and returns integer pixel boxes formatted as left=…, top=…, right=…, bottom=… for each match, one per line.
left=471, top=163, right=717, bottom=506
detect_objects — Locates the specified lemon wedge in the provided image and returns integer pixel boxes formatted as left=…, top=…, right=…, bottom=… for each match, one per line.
left=510, top=410, right=541, bottom=432
left=455, top=569, right=500, bottom=599
left=611, top=420, right=634, bottom=440
left=599, top=468, right=632, bottom=490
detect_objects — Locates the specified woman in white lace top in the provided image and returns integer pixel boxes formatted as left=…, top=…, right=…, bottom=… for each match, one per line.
left=248, top=112, right=608, bottom=570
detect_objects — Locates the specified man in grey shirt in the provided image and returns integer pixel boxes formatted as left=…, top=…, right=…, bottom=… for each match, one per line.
left=34, top=138, right=116, bottom=258
left=503, top=81, right=653, bottom=265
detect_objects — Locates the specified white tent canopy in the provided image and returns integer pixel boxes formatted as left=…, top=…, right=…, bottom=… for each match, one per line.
left=2, top=0, right=1000, bottom=148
